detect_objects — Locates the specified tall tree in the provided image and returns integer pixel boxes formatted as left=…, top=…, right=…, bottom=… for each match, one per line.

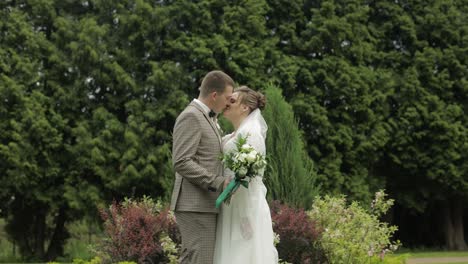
left=0, top=1, right=77, bottom=259
left=0, top=0, right=186, bottom=259
left=265, top=0, right=393, bottom=202
left=368, top=0, right=468, bottom=249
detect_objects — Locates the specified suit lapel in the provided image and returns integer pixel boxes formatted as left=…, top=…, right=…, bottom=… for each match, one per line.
left=190, top=102, right=222, bottom=147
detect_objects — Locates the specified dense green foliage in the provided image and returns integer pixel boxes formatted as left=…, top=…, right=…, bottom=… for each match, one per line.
left=0, top=0, right=466, bottom=260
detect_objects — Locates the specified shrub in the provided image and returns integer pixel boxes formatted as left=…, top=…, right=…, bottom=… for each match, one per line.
left=308, top=190, right=400, bottom=264
left=270, top=201, right=326, bottom=263
left=97, top=196, right=180, bottom=264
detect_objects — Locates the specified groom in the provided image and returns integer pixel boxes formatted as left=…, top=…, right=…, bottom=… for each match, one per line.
left=170, top=70, right=234, bottom=264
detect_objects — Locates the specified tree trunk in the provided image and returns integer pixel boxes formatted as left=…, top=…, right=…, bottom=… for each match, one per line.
left=46, top=206, right=69, bottom=261
left=442, top=202, right=454, bottom=249
left=452, top=199, right=468, bottom=250
left=7, top=200, right=70, bottom=261
left=443, top=199, right=468, bottom=250
left=33, top=208, right=46, bottom=260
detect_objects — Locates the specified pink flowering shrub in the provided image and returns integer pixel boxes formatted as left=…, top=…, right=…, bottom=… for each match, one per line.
left=98, top=197, right=180, bottom=263
left=270, top=201, right=326, bottom=264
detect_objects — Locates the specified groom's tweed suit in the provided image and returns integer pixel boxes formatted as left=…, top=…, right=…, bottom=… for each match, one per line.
left=171, top=101, right=225, bottom=264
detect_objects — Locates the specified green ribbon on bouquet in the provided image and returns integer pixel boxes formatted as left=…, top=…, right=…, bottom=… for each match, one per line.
left=215, top=178, right=249, bottom=208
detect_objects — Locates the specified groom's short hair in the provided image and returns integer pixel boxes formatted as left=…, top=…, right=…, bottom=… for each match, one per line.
left=199, top=70, right=234, bottom=97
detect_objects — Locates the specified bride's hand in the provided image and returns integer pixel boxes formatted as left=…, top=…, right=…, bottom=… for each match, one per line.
left=240, top=217, right=253, bottom=240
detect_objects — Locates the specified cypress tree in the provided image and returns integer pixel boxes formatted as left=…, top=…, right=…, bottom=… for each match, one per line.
left=262, top=84, right=320, bottom=209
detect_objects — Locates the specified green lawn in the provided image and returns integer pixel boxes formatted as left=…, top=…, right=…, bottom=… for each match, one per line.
left=393, top=250, right=468, bottom=264
left=434, top=263, right=468, bottom=264
left=406, top=251, right=468, bottom=258
left=392, top=250, right=468, bottom=264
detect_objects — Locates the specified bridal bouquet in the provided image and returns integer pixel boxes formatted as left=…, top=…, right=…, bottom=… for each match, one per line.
left=215, top=134, right=267, bottom=208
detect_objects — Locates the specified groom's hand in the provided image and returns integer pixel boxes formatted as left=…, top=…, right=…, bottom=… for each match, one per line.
left=223, top=178, right=230, bottom=190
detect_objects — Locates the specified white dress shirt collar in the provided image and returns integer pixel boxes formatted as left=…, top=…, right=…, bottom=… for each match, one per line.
left=193, top=99, right=211, bottom=115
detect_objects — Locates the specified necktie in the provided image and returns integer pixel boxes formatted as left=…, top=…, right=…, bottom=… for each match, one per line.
left=209, top=110, right=222, bottom=134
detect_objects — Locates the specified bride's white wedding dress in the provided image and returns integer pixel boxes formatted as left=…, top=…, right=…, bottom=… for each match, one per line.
left=214, top=109, right=278, bottom=264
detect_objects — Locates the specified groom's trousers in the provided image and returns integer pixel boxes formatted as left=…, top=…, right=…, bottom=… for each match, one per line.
left=175, top=211, right=217, bottom=264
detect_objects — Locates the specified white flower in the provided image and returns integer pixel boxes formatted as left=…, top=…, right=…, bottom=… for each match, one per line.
left=273, top=232, right=281, bottom=246
left=390, top=244, right=399, bottom=251
left=246, top=152, right=257, bottom=162
left=375, top=191, right=384, bottom=201
left=241, top=144, right=251, bottom=151
left=238, top=153, right=248, bottom=162
left=238, top=167, right=248, bottom=176
left=168, top=210, right=176, bottom=221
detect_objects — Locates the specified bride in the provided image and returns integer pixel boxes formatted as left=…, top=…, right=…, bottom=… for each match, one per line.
left=214, top=86, right=278, bottom=264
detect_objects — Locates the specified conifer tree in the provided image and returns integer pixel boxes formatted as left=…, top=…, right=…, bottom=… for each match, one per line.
left=262, top=84, right=320, bottom=208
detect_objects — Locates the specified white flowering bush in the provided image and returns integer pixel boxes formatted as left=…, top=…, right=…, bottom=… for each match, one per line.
left=160, top=235, right=178, bottom=264
left=308, top=190, right=401, bottom=264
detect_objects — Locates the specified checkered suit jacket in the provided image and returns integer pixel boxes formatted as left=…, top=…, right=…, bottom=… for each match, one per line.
left=170, top=101, right=225, bottom=213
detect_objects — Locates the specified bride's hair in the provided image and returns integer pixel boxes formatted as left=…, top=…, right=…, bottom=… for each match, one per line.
left=235, top=86, right=266, bottom=111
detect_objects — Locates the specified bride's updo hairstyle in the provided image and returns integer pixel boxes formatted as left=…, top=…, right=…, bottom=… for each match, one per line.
left=235, top=86, right=266, bottom=112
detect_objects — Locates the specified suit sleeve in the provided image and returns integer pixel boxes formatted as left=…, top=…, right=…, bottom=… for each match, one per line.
left=172, top=111, right=225, bottom=191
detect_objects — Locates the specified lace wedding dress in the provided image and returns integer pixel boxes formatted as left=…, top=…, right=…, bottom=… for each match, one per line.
left=213, top=109, right=278, bottom=264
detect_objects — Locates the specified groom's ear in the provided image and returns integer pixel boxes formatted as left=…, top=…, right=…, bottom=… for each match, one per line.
left=211, top=91, right=218, bottom=100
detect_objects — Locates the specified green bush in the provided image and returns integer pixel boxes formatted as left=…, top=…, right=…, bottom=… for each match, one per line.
left=309, top=190, right=400, bottom=263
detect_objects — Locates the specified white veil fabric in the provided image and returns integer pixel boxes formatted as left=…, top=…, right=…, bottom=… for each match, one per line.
left=214, top=108, right=278, bottom=264
left=235, top=108, right=268, bottom=159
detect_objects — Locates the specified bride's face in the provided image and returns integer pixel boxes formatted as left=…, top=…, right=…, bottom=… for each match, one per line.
left=222, top=92, right=249, bottom=122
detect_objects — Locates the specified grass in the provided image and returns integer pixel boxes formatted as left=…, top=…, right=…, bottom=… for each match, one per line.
left=433, top=263, right=468, bottom=264
left=400, top=251, right=468, bottom=258
left=0, top=219, right=22, bottom=263
left=394, top=249, right=468, bottom=264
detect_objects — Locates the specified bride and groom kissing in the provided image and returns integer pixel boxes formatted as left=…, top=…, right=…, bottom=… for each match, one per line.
left=170, top=70, right=278, bottom=264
